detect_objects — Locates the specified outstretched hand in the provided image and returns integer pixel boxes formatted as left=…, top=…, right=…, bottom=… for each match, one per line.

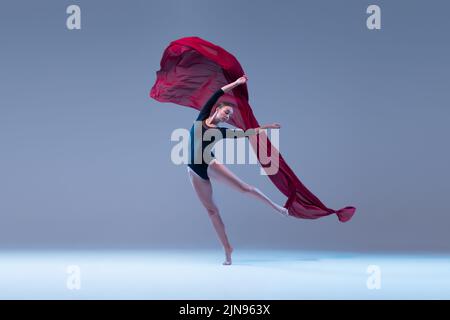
left=235, top=74, right=248, bottom=85
left=264, top=123, right=281, bottom=129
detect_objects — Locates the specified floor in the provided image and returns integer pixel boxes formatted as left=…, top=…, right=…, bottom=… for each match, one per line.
left=1, top=249, right=449, bottom=299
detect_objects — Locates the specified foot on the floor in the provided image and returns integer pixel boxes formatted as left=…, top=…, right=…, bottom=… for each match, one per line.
left=223, top=246, right=233, bottom=265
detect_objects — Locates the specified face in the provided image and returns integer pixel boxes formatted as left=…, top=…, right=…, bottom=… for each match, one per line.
left=217, top=106, right=233, bottom=122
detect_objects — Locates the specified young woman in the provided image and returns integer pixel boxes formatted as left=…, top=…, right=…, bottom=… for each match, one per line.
left=187, top=74, right=289, bottom=266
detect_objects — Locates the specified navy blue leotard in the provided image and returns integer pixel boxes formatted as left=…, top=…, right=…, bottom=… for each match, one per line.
left=188, top=88, right=240, bottom=180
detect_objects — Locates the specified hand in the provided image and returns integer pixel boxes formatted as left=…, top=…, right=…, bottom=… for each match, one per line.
left=264, top=123, right=281, bottom=129
left=235, top=74, right=248, bottom=85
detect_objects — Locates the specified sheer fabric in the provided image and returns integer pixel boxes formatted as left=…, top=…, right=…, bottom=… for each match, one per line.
left=150, top=36, right=356, bottom=222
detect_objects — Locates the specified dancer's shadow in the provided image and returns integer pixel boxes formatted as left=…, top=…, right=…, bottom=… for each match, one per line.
left=233, top=254, right=319, bottom=267
left=232, top=251, right=361, bottom=267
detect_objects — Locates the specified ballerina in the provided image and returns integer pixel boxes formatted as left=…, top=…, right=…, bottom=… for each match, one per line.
left=186, top=74, right=289, bottom=265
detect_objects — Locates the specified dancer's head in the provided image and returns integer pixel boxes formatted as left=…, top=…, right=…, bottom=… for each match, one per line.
left=215, top=101, right=235, bottom=122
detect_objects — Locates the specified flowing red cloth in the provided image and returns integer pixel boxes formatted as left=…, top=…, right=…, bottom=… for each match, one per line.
left=150, top=36, right=356, bottom=222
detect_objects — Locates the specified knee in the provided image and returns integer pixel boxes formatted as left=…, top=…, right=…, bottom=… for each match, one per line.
left=206, top=206, right=219, bottom=217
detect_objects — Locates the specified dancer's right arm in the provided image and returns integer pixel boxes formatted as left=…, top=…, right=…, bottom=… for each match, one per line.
left=196, top=75, right=248, bottom=121
left=220, top=74, right=248, bottom=93
left=196, top=89, right=225, bottom=121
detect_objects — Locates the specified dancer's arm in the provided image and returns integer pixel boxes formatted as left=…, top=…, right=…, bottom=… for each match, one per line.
left=254, top=123, right=282, bottom=134
left=220, top=74, right=248, bottom=93
left=222, top=123, right=281, bottom=139
left=196, top=75, right=248, bottom=121
left=196, top=89, right=225, bottom=121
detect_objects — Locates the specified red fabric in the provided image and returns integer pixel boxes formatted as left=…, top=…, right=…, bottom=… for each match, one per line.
left=150, top=36, right=356, bottom=222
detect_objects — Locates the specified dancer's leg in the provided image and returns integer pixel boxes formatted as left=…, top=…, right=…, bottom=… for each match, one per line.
left=187, top=167, right=233, bottom=265
left=208, top=160, right=289, bottom=216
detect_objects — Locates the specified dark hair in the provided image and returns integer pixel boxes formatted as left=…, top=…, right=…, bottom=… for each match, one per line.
left=216, top=101, right=236, bottom=109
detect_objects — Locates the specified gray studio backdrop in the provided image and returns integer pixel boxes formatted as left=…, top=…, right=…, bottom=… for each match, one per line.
left=0, top=0, right=449, bottom=252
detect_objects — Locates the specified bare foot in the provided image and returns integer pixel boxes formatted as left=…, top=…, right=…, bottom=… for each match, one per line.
left=223, top=246, right=233, bottom=265
left=276, top=205, right=289, bottom=217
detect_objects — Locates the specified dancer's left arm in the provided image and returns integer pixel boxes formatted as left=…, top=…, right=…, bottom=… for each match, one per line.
left=222, top=123, right=281, bottom=139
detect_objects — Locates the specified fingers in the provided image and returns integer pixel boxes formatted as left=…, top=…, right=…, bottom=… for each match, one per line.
left=236, top=76, right=246, bottom=84
left=261, top=123, right=281, bottom=130
left=271, top=123, right=281, bottom=129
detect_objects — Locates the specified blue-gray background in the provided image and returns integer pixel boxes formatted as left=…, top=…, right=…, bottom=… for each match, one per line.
left=1, top=0, right=449, bottom=252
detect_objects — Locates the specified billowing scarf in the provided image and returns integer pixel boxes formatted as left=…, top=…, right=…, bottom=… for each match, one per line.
left=150, top=36, right=356, bottom=222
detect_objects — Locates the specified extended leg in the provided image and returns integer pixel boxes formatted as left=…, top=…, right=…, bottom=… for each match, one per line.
left=208, top=160, right=289, bottom=217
